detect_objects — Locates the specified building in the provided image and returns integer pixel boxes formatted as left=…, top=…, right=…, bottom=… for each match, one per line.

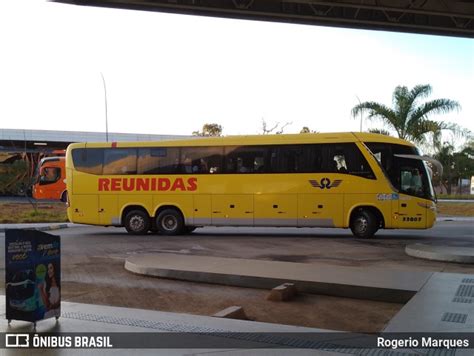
left=0, top=128, right=190, bottom=195
left=0, top=128, right=189, bottom=156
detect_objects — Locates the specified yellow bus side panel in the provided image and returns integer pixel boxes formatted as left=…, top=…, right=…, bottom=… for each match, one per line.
left=254, top=194, right=297, bottom=226
left=194, top=195, right=212, bottom=225
left=99, top=195, right=118, bottom=225
left=298, top=194, right=343, bottom=227
left=392, top=194, right=429, bottom=229
left=70, top=195, right=99, bottom=225
left=211, top=195, right=253, bottom=226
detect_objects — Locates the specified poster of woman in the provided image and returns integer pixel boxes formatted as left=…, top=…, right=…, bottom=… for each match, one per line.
left=37, top=262, right=61, bottom=319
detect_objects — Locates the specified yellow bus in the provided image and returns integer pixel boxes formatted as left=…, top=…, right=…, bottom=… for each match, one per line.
left=65, top=132, right=437, bottom=238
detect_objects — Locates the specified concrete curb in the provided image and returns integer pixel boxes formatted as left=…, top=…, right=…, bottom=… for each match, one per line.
left=406, top=243, right=474, bottom=264
left=437, top=216, right=474, bottom=222
left=125, top=253, right=432, bottom=303
left=0, top=223, right=70, bottom=233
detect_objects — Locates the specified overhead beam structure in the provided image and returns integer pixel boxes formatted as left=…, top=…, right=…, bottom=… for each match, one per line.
left=54, top=0, right=474, bottom=38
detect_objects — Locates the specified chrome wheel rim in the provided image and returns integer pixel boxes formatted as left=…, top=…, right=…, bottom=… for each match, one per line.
left=354, top=216, right=368, bottom=235
left=161, top=215, right=177, bottom=231
left=129, top=215, right=145, bottom=232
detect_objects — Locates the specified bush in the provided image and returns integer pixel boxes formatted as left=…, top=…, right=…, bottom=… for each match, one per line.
left=0, top=160, right=30, bottom=195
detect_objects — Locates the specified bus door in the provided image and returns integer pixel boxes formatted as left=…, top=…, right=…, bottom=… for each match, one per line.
left=211, top=195, right=254, bottom=226
left=393, top=157, right=427, bottom=228
left=396, top=178, right=426, bottom=229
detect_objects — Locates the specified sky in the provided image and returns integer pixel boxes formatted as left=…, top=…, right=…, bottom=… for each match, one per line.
left=0, top=0, right=473, bottom=141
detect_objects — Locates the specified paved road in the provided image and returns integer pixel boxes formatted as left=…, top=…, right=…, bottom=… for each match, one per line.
left=0, top=222, right=472, bottom=332
left=1, top=221, right=472, bottom=271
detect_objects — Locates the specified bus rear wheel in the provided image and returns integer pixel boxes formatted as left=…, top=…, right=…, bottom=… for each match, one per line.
left=124, top=210, right=150, bottom=235
left=350, top=209, right=378, bottom=239
left=156, top=209, right=184, bottom=235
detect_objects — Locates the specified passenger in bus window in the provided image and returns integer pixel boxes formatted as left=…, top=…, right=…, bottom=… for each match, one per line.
left=239, top=157, right=253, bottom=173
left=192, top=159, right=208, bottom=173
left=182, top=156, right=193, bottom=173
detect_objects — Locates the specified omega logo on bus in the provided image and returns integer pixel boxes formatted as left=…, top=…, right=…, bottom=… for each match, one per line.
left=98, top=177, right=197, bottom=192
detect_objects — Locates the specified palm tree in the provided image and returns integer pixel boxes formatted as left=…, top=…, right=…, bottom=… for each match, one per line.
left=352, top=84, right=462, bottom=146
left=368, top=128, right=391, bottom=136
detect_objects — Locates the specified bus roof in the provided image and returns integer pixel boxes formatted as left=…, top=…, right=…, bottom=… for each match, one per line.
left=67, top=132, right=415, bottom=149
left=40, top=156, right=65, bottom=164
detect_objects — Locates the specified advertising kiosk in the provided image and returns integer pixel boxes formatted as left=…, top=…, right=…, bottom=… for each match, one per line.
left=5, top=229, right=60, bottom=327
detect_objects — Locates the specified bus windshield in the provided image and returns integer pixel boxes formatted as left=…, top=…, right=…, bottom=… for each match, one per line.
left=365, top=142, right=435, bottom=201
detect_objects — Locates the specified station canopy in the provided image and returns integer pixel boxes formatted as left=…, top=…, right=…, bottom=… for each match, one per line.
left=55, top=0, right=474, bottom=38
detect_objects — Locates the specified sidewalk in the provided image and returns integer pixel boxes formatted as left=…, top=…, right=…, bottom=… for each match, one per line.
left=0, top=296, right=369, bottom=355
left=123, top=253, right=474, bottom=354
left=406, top=243, right=474, bottom=263
left=0, top=222, right=71, bottom=233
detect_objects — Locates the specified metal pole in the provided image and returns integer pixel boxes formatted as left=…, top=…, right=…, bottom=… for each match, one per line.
left=100, top=72, right=109, bottom=142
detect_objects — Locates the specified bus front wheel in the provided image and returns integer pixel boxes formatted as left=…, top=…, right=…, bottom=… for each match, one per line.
left=350, top=209, right=378, bottom=239
left=156, top=209, right=184, bottom=235
left=124, top=210, right=150, bottom=235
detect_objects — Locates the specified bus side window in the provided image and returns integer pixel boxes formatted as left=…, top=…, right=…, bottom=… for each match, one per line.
left=343, top=144, right=375, bottom=178
left=180, top=147, right=223, bottom=174
left=325, top=143, right=375, bottom=178
left=225, top=146, right=268, bottom=174
left=137, top=147, right=181, bottom=174
left=325, top=144, right=348, bottom=173
left=103, top=148, right=137, bottom=175
left=71, top=148, right=104, bottom=175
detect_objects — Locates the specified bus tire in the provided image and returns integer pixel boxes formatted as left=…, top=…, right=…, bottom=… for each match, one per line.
left=60, top=191, right=68, bottom=203
left=124, top=210, right=150, bottom=235
left=350, top=209, right=378, bottom=239
left=156, top=209, right=184, bottom=236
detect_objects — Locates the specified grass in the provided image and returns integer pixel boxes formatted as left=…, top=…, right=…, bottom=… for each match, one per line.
left=0, top=203, right=68, bottom=223
left=436, top=202, right=474, bottom=217
left=437, top=194, right=474, bottom=200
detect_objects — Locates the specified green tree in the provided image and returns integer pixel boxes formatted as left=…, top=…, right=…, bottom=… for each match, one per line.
left=352, top=84, right=462, bottom=146
left=261, top=119, right=292, bottom=135
left=434, top=142, right=455, bottom=194
left=434, top=140, right=474, bottom=195
left=192, top=123, right=223, bottom=137
left=300, top=127, right=318, bottom=134
left=368, top=128, right=391, bottom=136
left=0, top=159, right=29, bottom=195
